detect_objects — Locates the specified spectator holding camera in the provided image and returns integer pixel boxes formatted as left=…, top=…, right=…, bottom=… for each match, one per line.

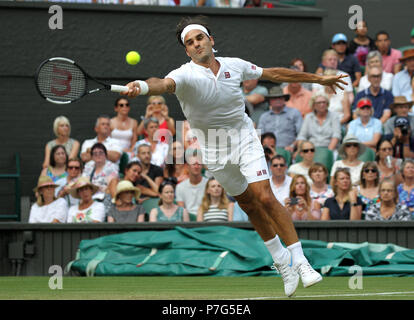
left=284, top=174, right=321, bottom=220
left=322, top=168, right=363, bottom=220
left=389, top=116, right=414, bottom=159
left=261, top=132, right=277, bottom=170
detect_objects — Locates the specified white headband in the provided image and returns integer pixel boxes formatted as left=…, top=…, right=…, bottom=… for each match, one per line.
left=180, top=24, right=210, bottom=44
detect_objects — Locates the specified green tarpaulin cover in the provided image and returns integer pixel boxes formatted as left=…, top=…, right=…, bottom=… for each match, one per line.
left=66, top=226, right=414, bottom=277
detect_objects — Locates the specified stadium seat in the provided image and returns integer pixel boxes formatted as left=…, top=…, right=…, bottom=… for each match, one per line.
left=276, top=147, right=291, bottom=165
left=142, top=197, right=160, bottom=215
left=296, top=147, right=334, bottom=173
left=118, top=152, right=129, bottom=177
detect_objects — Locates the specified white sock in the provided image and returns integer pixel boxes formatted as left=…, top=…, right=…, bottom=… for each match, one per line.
left=287, top=241, right=308, bottom=266
left=264, top=235, right=289, bottom=264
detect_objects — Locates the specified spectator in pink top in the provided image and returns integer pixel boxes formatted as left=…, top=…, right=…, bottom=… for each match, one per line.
left=375, top=31, right=402, bottom=74
left=283, top=66, right=313, bottom=117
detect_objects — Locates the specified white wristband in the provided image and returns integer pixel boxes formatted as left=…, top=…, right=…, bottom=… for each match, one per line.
left=134, top=80, right=149, bottom=95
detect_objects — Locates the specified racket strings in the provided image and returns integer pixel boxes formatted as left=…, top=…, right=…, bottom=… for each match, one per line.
left=36, top=60, right=86, bottom=102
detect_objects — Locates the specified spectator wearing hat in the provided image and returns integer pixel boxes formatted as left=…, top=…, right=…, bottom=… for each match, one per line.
left=296, top=91, right=341, bottom=151
left=283, top=66, right=313, bottom=118
left=348, top=20, right=377, bottom=68
left=357, top=51, right=394, bottom=93
left=330, top=33, right=362, bottom=87
left=352, top=66, right=393, bottom=123
left=348, top=98, right=382, bottom=149
left=107, top=180, right=146, bottom=223
left=257, top=86, right=302, bottom=152
left=384, top=96, right=414, bottom=139
left=29, top=176, right=68, bottom=223
left=330, top=135, right=366, bottom=186
left=67, top=177, right=105, bottom=223
left=375, top=31, right=402, bottom=75
left=241, top=79, right=269, bottom=126
left=392, top=48, right=414, bottom=102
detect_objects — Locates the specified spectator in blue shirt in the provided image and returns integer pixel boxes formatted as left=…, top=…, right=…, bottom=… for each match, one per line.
left=352, top=66, right=393, bottom=124
left=392, top=49, right=414, bottom=103
left=257, top=86, right=302, bottom=153
left=348, top=97, right=382, bottom=150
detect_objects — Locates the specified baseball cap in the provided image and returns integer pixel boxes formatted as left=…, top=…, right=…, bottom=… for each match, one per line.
left=332, top=33, right=348, bottom=44
left=395, top=116, right=410, bottom=128
left=356, top=98, right=373, bottom=108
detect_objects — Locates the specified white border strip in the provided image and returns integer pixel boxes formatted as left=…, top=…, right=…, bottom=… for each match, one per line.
left=234, top=291, right=414, bottom=300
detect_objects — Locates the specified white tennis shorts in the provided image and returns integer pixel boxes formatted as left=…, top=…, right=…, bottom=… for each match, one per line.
left=202, top=127, right=270, bottom=196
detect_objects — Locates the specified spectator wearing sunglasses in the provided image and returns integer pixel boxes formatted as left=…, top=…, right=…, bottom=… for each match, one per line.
left=330, top=135, right=365, bottom=186
left=58, top=157, right=83, bottom=207
left=110, top=97, right=138, bottom=158
left=269, top=155, right=292, bottom=206
left=357, top=162, right=380, bottom=216
left=136, top=95, right=176, bottom=142
left=347, top=98, right=382, bottom=150
left=288, top=141, right=315, bottom=186
left=365, top=178, right=411, bottom=221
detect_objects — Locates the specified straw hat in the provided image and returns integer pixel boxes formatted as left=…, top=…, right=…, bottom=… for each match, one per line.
left=390, top=96, right=413, bottom=109
left=112, top=180, right=141, bottom=204
left=338, top=135, right=366, bottom=159
left=33, top=176, right=59, bottom=193
left=69, top=176, right=99, bottom=199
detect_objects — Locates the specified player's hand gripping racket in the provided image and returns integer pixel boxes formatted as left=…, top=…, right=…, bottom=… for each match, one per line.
left=35, top=57, right=129, bottom=104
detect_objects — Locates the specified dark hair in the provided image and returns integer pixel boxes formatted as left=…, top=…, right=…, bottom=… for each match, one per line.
left=270, top=154, right=286, bottom=164
left=289, top=58, right=307, bottom=72
left=158, top=181, right=176, bottom=206
left=90, top=142, right=108, bottom=157
left=176, top=15, right=212, bottom=46
left=360, top=161, right=379, bottom=188
left=68, top=157, right=84, bottom=171
left=50, top=145, right=68, bottom=168
left=114, top=97, right=129, bottom=107
left=375, top=30, right=390, bottom=41
left=125, top=160, right=142, bottom=174
left=261, top=132, right=277, bottom=145
left=309, top=162, right=328, bottom=178
left=375, top=138, right=393, bottom=161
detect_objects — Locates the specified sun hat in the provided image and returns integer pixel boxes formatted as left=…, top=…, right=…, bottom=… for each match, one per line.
left=390, top=96, right=413, bottom=109
left=399, top=48, right=414, bottom=62
left=33, top=175, right=59, bottom=193
left=69, top=176, right=99, bottom=199
left=265, top=86, right=290, bottom=101
left=338, top=134, right=366, bottom=159
left=112, top=180, right=141, bottom=204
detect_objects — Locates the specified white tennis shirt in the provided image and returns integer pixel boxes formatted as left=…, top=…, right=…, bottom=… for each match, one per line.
left=166, top=57, right=263, bottom=148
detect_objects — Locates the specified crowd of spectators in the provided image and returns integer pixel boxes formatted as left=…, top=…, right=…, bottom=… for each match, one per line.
left=30, top=24, right=414, bottom=224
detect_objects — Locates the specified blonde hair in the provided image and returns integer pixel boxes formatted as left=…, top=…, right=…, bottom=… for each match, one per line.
left=299, top=140, right=315, bottom=153
left=147, top=95, right=166, bottom=105
left=321, top=49, right=339, bottom=61
left=331, top=168, right=352, bottom=202
left=310, top=91, right=330, bottom=111
left=289, top=175, right=311, bottom=207
left=200, top=178, right=229, bottom=215
left=53, top=116, right=71, bottom=137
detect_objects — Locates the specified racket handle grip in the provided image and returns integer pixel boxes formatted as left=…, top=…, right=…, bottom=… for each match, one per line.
left=110, top=85, right=130, bottom=93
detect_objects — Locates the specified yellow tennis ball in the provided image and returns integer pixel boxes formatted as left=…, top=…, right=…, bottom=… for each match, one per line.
left=126, top=51, right=140, bottom=65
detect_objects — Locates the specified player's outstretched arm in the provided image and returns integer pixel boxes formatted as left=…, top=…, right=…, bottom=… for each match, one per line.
left=261, top=67, right=348, bottom=93
left=122, top=77, right=176, bottom=97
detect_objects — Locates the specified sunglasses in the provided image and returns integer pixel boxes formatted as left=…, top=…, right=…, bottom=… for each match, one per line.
left=272, top=163, right=285, bottom=168
left=345, top=143, right=359, bottom=148
left=360, top=105, right=371, bottom=110
left=117, top=103, right=130, bottom=107
left=363, top=168, right=378, bottom=173
left=67, top=166, right=81, bottom=170
left=302, top=148, right=315, bottom=153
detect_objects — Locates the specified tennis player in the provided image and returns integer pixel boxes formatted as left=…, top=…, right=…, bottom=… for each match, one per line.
left=123, top=16, right=348, bottom=297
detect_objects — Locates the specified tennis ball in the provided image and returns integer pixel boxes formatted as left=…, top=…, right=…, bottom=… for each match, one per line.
left=126, top=51, right=140, bottom=65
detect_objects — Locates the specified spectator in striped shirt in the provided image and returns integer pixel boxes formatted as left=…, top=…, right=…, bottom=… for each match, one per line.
left=197, top=178, right=234, bottom=222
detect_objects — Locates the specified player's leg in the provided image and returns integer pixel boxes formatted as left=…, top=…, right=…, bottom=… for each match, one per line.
left=236, top=179, right=322, bottom=288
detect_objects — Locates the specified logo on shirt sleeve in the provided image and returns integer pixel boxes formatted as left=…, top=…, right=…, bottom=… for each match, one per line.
left=251, top=65, right=257, bottom=70
left=224, top=71, right=231, bottom=79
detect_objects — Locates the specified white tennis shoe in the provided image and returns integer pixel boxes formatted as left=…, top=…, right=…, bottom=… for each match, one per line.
left=273, top=252, right=300, bottom=297
left=295, top=261, right=323, bottom=288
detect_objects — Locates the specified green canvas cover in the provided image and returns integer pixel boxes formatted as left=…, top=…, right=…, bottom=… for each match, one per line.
left=65, top=226, right=414, bottom=277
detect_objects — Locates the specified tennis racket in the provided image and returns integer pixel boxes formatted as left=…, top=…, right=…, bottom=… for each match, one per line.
left=35, top=57, right=129, bottom=104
